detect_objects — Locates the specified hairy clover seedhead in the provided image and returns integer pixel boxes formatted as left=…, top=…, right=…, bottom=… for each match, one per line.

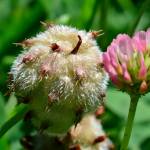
left=10, top=24, right=108, bottom=134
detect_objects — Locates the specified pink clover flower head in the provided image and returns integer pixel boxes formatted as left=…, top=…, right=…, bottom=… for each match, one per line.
left=103, top=28, right=150, bottom=95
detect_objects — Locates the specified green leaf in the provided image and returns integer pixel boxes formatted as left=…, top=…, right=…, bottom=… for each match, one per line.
left=1, top=56, right=15, bottom=66
left=0, top=92, right=6, bottom=125
left=0, top=104, right=29, bottom=138
left=0, top=137, right=8, bottom=150
left=5, top=93, right=17, bottom=118
left=115, top=0, right=134, bottom=11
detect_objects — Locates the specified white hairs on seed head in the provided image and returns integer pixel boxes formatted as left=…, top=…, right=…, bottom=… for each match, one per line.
left=10, top=24, right=108, bottom=108
left=70, top=114, right=114, bottom=150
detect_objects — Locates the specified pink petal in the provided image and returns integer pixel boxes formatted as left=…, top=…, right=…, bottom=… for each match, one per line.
left=108, top=46, right=118, bottom=68
left=146, top=28, right=150, bottom=50
left=122, top=63, right=132, bottom=83
left=108, top=46, right=116, bottom=58
left=103, top=52, right=118, bottom=77
left=138, top=53, right=147, bottom=80
left=102, top=53, right=111, bottom=72
left=118, top=52, right=128, bottom=62
left=110, top=75, right=122, bottom=88
left=132, top=31, right=146, bottom=52
left=114, top=34, right=133, bottom=62
left=103, top=52, right=110, bottom=63
left=107, top=65, right=117, bottom=77
left=117, top=34, right=133, bottom=54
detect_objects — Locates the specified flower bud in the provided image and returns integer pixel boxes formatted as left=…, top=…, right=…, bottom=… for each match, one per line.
left=139, top=80, right=148, bottom=94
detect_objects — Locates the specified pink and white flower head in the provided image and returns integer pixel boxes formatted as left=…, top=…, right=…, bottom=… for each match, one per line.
left=103, top=28, right=150, bottom=95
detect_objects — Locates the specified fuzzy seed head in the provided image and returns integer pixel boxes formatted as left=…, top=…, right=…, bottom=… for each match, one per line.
left=11, top=24, right=107, bottom=107
left=10, top=24, right=108, bottom=134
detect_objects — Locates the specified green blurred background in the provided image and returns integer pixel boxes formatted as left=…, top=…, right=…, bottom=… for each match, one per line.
left=0, top=0, right=150, bottom=149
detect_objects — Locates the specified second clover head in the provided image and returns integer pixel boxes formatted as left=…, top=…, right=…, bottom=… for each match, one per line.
left=103, top=29, right=150, bottom=96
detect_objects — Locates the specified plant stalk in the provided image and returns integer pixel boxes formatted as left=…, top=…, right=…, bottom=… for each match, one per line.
left=120, top=95, right=139, bottom=150
left=0, top=105, right=29, bottom=138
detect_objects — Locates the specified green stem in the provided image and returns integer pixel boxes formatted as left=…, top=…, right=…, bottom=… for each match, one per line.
left=120, top=96, right=139, bottom=150
left=128, top=0, right=150, bottom=36
left=0, top=105, right=29, bottom=138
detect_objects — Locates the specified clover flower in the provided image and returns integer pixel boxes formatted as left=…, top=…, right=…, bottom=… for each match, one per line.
left=103, top=29, right=150, bottom=95
left=10, top=24, right=108, bottom=134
